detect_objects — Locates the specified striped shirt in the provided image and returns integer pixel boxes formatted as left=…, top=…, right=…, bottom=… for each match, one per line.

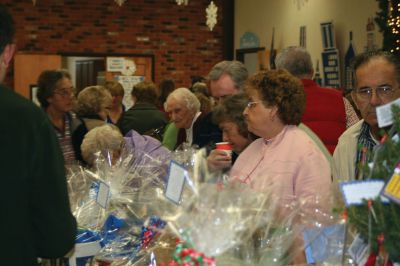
left=53, top=114, right=76, bottom=165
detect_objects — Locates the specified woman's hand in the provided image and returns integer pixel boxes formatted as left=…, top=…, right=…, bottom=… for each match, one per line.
left=207, top=149, right=232, bottom=171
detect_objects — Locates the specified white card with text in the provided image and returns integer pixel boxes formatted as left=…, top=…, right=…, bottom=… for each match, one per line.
left=165, top=161, right=187, bottom=205
left=96, top=181, right=110, bottom=209
left=339, top=180, right=389, bottom=207
left=377, top=97, right=400, bottom=128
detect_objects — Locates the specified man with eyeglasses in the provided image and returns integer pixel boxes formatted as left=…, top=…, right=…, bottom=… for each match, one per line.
left=333, top=50, right=400, bottom=181
left=0, top=4, right=76, bottom=265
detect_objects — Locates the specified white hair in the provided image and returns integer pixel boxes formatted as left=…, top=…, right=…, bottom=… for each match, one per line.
left=165, top=87, right=200, bottom=113
left=81, top=124, right=124, bottom=166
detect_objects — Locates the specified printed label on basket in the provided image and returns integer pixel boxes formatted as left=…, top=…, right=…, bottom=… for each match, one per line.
left=382, top=168, right=400, bottom=205
left=377, top=97, right=400, bottom=128
left=96, top=181, right=110, bottom=209
left=348, top=234, right=369, bottom=266
left=339, top=180, right=389, bottom=207
left=165, top=160, right=187, bottom=205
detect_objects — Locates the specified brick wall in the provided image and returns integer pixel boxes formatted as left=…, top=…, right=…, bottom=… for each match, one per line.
left=3, top=0, right=225, bottom=88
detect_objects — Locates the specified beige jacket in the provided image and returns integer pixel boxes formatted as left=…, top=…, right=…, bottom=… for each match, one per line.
left=332, top=120, right=364, bottom=182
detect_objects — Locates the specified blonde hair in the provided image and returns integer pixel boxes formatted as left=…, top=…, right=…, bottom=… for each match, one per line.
left=76, top=85, right=112, bottom=116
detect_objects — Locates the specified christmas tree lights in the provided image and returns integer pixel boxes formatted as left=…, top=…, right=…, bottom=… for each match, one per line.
left=375, top=0, right=400, bottom=56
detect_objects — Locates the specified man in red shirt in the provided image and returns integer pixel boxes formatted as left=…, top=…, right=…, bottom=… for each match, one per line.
left=275, top=46, right=359, bottom=154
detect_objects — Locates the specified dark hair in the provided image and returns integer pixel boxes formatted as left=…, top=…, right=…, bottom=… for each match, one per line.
left=131, top=80, right=158, bottom=104
left=158, top=79, right=175, bottom=105
left=0, top=4, right=15, bottom=54
left=194, top=92, right=212, bottom=115
left=213, top=93, right=249, bottom=138
left=104, top=80, right=124, bottom=97
left=246, top=69, right=305, bottom=125
left=37, top=69, right=72, bottom=109
left=352, top=50, right=400, bottom=84
left=191, top=82, right=209, bottom=96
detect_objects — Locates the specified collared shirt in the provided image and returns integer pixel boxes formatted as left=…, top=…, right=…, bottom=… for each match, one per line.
left=343, top=97, right=360, bottom=128
left=185, top=111, right=202, bottom=145
left=231, top=125, right=332, bottom=215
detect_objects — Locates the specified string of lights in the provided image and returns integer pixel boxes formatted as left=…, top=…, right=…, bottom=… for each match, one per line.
left=388, top=0, right=400, bottom=52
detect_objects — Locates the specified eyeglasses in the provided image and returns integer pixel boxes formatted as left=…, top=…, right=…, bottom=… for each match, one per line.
left=54, top=89, right=74, bottom=98
left=353, top=85, right=398, bottom=101
left=247, top=101, right=261, bottom=108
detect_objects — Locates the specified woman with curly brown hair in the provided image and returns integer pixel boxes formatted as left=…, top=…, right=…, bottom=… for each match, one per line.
left=230, top=69, right=333, bottom=263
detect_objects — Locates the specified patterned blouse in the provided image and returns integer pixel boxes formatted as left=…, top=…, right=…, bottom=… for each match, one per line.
left=53, top=114, right=76, bottom=165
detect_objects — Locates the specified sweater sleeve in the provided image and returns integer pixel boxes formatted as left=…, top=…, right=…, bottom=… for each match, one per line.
left=31, top=117, right=77, bottom=258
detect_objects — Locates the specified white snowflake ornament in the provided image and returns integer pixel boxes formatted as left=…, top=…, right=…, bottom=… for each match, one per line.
left=206, top=1, right=218, bottom=31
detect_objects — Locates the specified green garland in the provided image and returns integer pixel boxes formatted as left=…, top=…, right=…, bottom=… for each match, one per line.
left=347, top=105, right=400, bottom=262
left=375, top=0, right=400, bottom=56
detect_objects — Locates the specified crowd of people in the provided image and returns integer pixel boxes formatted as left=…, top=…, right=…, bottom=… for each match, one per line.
left=2, top=3, right=400, bottom=265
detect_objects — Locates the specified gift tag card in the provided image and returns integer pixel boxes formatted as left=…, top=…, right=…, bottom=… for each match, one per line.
left=348, top=234, right=369, bottom=266
left=377, top=97, right=400, bottom=128
left=165, top=160, right=187, bottom=205
left=96, top=181, right=110, bottom=209
left=339, top=180, right=389, bottom=207
left=382, top=169, right=400, bottom=205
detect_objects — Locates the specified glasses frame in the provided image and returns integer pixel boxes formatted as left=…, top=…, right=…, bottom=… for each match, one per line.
left=352, top=85, right=397, bottom=101
left=53, top=88, right=75, bottom=98
left=247, top=101, right=261, bottom=108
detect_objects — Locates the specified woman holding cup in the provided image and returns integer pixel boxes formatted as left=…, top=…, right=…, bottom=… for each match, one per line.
left=207, top=93, right=256, bottom=171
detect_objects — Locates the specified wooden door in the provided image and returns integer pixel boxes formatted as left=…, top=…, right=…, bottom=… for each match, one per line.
left=75, top=59, right=105, bottom=92
left=14, top=54, right=61, bottom=99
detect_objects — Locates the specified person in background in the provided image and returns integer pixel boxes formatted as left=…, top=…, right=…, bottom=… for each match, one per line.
left=73, top=85, right=112, bottom=163
left=81, top=124, right=171, bottom=181
left=165, top=87, right=221, bottom=149
left=37, top=69, right=82, bottom=165
left=104, top=80, right=125, bottom=124
left=275, top=46, right=359, bottom=154
left=157, top=79, right=175, bottom=113
left=0, top=5, right=76, bottom=265
left=208, top=60, right=248, bottom=102
left=191, top=81, right=209, bottom=97
left=333, top=50, right=400, bottom=181
left=192, top=82, right=213, bottom=114
left=118, top=80, right=168, bottom=137
left=81, top=124, right=125, bottom=167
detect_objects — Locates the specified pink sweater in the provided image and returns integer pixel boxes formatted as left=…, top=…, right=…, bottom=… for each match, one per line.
left=231, top=125, right=332, bottom=217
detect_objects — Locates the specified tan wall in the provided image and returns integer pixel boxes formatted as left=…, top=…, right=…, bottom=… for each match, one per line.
left=235, top=0, right=383, bottom=83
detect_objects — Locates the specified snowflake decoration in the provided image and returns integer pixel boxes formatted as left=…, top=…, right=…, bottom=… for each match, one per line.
left=206, top=1, right=218, bottom=31
left=176, top=0, right=189, bottom=5
left=115, top=0, right=127, bottom=7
